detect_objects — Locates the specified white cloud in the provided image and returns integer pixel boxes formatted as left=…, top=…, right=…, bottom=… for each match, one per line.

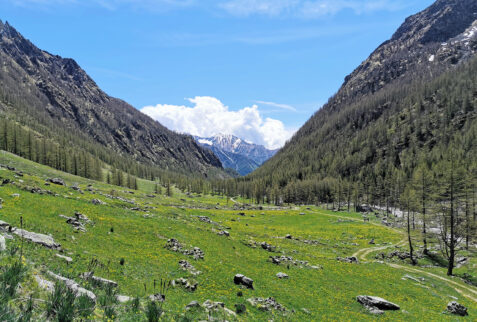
left=141, top=96, right=294, bottom=149
left=255, top=100, right=297, bottom=111
left=220, top=0, right=409, bottom=17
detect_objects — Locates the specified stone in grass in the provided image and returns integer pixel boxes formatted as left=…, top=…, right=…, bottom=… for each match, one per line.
left=186, top=301, right=200, bottom=310
left=48, top=178, right=65, bottom=186
left=447, top=302, right=468, bottom=316
left=13, top=229, right=61, bottom=249
left=56, top=254, right=73, bottom=263
left=276, top=272, right=289, bottom=279
left=234, top=274, right=254, bottom=289
left=218, top=230, right=230, bottom=237
left=149, top=293, right=165, bottom=302
left=357, top=295, right=400, bottom=315
left=247, top=297, right=287, bottom=312
left=91, top=199, right=106, bottom=205
left=0, top=235, right=5, bottom=251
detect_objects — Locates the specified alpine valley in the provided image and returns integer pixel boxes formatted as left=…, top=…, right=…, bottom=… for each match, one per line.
left=0, top=0, right=475, bottom=321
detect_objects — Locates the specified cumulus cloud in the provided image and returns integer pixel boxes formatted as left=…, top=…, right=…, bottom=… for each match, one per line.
left=141, top=96, right=294, bottom=149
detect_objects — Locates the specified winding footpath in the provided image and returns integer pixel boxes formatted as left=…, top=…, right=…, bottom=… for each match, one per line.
left=312, top=208, right=477, bottom=303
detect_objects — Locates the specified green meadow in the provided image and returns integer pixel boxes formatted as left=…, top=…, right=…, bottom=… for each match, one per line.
left=0, top=151, right=475, bottom=321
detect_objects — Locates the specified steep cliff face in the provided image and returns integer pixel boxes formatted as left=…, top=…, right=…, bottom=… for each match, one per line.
left=0, top=21, right=222, bottom=174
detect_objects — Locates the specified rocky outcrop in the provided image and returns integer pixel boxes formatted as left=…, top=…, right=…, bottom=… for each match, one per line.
left=47, top=271, right=96, bottom=301
left=13, top=229, right=61, bottom=249
left=234, top=274, right=254, bottom=289
left=447, top=301, right=468, bottom=316
left=357, top=295, right=400, bottom=315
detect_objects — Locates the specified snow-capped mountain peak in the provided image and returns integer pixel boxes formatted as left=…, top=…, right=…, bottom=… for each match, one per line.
left=194, top=134, right=278, bottom=176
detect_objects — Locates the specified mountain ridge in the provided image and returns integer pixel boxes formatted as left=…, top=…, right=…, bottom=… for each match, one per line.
left=0, top=20, right=223, bottom=176
left=195, top=134, right=277, bottom=175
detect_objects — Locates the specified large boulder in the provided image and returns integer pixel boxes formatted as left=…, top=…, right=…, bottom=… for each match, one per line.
left=13, top=229, right=61, bottom=249
left=234, top=274, right=254, bottom=289
left=357, top=295, right=400, bottom=314
left=447, top=302, right=468, bottom=316
left=48, top=178, right=65, bottom=186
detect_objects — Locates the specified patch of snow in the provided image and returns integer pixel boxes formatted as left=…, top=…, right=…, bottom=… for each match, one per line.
left=428, top=55, right=435, bottom=62
left=198, top=139, right=213, bottom=146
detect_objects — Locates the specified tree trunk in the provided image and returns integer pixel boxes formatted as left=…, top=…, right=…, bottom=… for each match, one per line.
left=407, top=204, right=416, bottom=265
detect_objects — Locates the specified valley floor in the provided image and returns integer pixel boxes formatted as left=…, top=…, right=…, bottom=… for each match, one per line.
left=0, top=151, right=475, bottom=321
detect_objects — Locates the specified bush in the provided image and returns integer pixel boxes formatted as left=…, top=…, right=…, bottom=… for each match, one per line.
left=76, top=294, right=95, bottom=318
left=0, top=262, right=27, bottom=301
left=146, top=301, right=162, bottom=322
left=235, top=303, right=246, bottom=314
left=46, top=282, right=76, bottom=321
left=98, top=284, right=118, bottom=320
left=130, top=296, right=140, bottom=313
left=119, top=258, right=125, bottom=266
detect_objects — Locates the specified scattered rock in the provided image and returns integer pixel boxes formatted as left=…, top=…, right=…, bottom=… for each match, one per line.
left=48, top=271, right=96, bottom=301
left=218, top=230, right=230, bottom=237
left=357, top=295, right=400, bottom=314
left=186, top=301, right=200, bottom=310
left=234, top=274, right=254, bottom=289
left=56, top=254, right=73, bottom=263
left=299, top=213, right=306, bottom=216
left=269, top=255, right=312, bottom=268
left=447, top=301, right=468, bottom=316
left=276, top=272, right=289, bottom=279
left=179, top=260, right=201, bottom=276
left=337, top=256, right=358, bottom=264
left=48, top=178, right=65, bottom=186
left=261, top=242, right=277, bottom=252
left=13, top=229, right=61, bottom=249
left=11, top=193, right=20, bottom=197
left=247, top=297, right=287, bottom=312
left=149, top=293, right=165, bottom=302
left=171, top=278, right=198, bottom=292
left=165, top=239, right=204, bottom=260
left=285, top=234, right=293, bottom=239
left=91, top=199, right=106, bottom=205
left=369, top=239, right=375, bottom=245
left=80, top=272, right=118, bottom=287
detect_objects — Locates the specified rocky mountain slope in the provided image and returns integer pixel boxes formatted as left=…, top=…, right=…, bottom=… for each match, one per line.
left=250, top=0, right=477, bottom=193
left=0, top=20, right=222, bottom=175
left=195, top=134, right=277, bottom=175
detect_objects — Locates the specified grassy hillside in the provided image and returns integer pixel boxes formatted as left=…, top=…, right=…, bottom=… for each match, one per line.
left=0, top=151, right=475, bottom=320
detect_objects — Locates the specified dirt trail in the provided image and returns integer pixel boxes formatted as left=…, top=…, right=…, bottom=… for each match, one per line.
left=312, top=209, right=477, bottom=303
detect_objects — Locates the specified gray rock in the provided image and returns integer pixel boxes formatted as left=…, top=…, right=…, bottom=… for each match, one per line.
left=276, top=272, right=289, bottom=279
left=234, top=274, right=254, bottom=289
left=34, top=275, right=55, bottom=293
left=447, top=301, right=468, bottom=316
left=218, top=230, right=230, bottom=237
left=186, top=300, right=200, bottom=309
left=13, top=229, right=61, bottom=249
left=47, top=271, right=96, bottom=301
left=56, top=254, right=73, bottom=263
left=80, top=272, right=118, bottom=287
left=48, top=178, right=65, bottom=186
left=149, top=293, right=165, bottom=302
left=0, top=235, right=5, bottom=251
left=116, top=295, right=132, bottom=303
left=11, top=193, right=20, bottom=197
left=247, top=297, right=287, bottom=312
left=337, top=256, right=358, bottom=264
left=91, top=199, right=106, bottom=205
left=357, top=295, right=400, bottom=311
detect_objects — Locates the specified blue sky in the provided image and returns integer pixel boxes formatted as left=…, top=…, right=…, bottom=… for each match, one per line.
left=0, top=0, right=434, bottom=148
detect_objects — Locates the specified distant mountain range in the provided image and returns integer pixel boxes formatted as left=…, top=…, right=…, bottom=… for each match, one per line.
left=195, top=134, right=277, bottom=175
